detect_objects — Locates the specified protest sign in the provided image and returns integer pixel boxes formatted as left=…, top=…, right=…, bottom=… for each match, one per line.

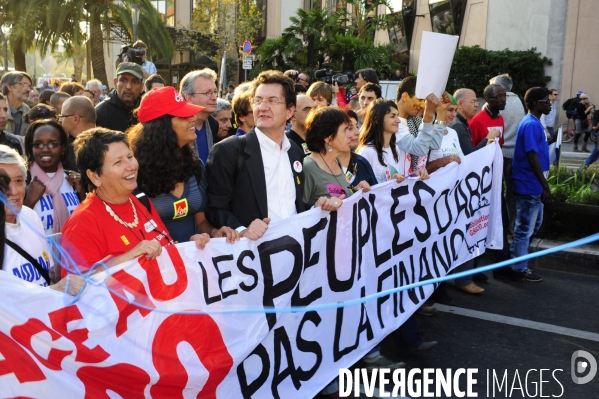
left=0, top=144, right=503, bottom=398
left=415, top=31, right=459, bottom=99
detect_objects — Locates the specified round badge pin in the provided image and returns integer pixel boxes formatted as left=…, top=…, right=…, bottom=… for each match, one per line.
left=293, top=160, right=303, bottom=173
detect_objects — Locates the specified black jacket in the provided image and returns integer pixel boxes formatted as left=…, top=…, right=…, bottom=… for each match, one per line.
left=95, top=90, right=141, bottom=132
left=205, top=129, right=307, bottom=229
left=450, top=112, right=488, bottom=156
left=0, top=131, right=23, bottom=155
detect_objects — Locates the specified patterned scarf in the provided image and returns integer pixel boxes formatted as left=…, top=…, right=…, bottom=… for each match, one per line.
left=407, top=115, right=423, bottom=171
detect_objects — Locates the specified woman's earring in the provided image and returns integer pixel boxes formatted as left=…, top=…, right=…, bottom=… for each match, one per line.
left=327, top=144, right=332, bottom=152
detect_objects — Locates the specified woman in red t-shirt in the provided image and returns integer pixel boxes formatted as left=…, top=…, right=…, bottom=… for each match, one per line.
left=60, top=128, right=210, bottom=276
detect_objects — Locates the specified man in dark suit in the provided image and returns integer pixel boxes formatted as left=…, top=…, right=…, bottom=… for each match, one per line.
left=205, top=70, right=340, bottom=240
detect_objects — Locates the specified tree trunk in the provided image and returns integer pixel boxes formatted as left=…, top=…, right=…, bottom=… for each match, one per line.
left=13, top=37, right=26, bottom=72
left=90, top=12, right=108, bottom=85
left=0, top=30, right=8, bottom=73
left=74, top=55, right=84, bottom=81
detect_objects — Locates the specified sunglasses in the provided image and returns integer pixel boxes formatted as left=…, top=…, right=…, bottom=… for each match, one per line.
left=536, top=99, right=551, bottom=104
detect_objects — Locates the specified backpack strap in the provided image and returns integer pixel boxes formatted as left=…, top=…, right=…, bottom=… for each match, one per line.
left=5, top=238, right=51, bottom=285
left=134, top=191, right=152, bottom=214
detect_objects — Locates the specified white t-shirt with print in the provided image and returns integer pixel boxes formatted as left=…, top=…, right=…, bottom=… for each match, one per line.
left=2, top=206, right=53, bottom=287
left=32, top=173, right=81, bottom=235
left=357, top=144, right=411, bottom=183
left=428, top=126, right=465, bottom=162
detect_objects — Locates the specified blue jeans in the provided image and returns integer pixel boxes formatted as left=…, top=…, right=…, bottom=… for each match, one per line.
left=510, top=194, right=544, bottom=272
left=583, top=139, right=599, bottom=167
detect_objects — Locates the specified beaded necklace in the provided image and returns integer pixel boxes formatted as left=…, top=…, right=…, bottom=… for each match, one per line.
left=101, top=196, right=139, bottom=228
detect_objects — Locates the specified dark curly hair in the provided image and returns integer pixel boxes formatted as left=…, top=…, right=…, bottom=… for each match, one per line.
left=23, top=119, right=69, bottom=169
left=128, top=115, right=201, bottom=198
left=24, top=104, right=57, bottom=124
left=358, top=99, right=399, bottom=167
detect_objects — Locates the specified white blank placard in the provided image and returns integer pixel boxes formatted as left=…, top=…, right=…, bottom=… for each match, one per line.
left=415, top=31, right=459, bottom=98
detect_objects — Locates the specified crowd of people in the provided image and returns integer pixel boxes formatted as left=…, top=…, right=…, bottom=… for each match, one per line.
left=0, top=55, right=569, bottom=396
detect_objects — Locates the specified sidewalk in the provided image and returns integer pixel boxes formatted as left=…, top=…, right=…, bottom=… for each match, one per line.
left=529, top=238, right=599, bottom=277
left=479, top=237, right=599, bottom=277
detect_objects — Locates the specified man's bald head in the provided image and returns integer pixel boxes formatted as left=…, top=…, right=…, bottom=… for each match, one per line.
left=60, top=96, right=96, bottom=137
left=454, top=88, right=475, bottom=102
left=454, top=88, right=478, bottom=120
left=62, top=96, right=96, bottom=124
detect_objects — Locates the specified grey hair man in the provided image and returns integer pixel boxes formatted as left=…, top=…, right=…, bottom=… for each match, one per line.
left=233, top=82, right=252, bottom=97
left=85, top=79, right=103, bottom=105
left=211, top=99, right=233, bottom=142
left=1, top=71, right=33, bottom=136
left=180, top=68, right=220, bottom=164
left=488, top=73, right=525, bottom=235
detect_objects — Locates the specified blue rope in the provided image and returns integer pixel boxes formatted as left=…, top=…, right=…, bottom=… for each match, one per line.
left=2, top=195, right=598, bottom=315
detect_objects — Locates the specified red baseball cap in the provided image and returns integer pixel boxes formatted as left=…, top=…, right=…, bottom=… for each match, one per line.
left=137, top=86, right=205, bottom=123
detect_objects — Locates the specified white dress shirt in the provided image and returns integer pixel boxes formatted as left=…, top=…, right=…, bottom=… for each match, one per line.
left=540, top=102, right=557, bottom=130
left=255, top=127, right=297, bottom=223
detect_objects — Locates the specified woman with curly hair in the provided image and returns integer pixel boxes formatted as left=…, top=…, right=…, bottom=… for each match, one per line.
left=129, top=86, right=238, bottom=244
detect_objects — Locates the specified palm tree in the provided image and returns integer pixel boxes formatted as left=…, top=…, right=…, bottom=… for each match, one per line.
left=4, top=0, right=46, bottom=71
left=53, top=41, right=88, bottom=81
left=42, top=0, right=174, bottom=85
left=283, top=7, right=335, bottom=68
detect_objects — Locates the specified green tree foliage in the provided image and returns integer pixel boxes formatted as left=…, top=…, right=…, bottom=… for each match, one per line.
left=447, top=46, right=552, bottom=96
left=2, top=0, right=173, bottom=84
left=44, top=0, right=174, bottom=85
left=254, top=1, right=400, bottom=80
left=191, top=0, right=264, bottom=62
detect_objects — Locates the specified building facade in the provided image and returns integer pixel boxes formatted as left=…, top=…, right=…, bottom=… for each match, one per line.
left=102, top=0, right=594, bottom=125
left=385, top=0, right=594, bottom=124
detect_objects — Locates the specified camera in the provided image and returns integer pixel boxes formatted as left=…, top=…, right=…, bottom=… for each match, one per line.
left=118, top=45, right=146, bottom=65
left=314, top=64, right=354, bottom=85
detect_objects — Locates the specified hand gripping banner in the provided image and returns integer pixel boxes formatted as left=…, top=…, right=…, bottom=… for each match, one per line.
left=0, top=144, right=503, bottom=398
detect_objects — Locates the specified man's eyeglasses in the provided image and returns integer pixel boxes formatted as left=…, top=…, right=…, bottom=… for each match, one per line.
left=192, top=90, right=218, bottom=97
left=32, top=142, right=63, bottom=150
left=468, top=100, right=479, bottom=105
left=536, top=99, right=551, bottom=104
left=58, top=114, right=79, bottom=119
left=15, top=82, right=32, bottom=89
left=251, top=97, right=287, bottom=106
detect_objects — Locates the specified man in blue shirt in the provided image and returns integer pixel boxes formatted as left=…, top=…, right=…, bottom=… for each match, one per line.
left=132, top=40, right=157, bottom=79
left=180, top=69, right=220, bottom=164
left=502, top=87, right=552, bottom=282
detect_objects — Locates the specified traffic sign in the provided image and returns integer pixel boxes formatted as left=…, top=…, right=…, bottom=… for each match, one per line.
left=242, top=57, right=252, bottom=70
left=243, top=41, right=252, bottom=55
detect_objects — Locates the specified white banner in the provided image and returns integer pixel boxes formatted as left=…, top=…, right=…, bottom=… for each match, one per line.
left=0, top=144, right=503, bottom=399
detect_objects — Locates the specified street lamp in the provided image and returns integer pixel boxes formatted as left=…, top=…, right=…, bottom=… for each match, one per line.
left=131, top=4, right=140, bottom=42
